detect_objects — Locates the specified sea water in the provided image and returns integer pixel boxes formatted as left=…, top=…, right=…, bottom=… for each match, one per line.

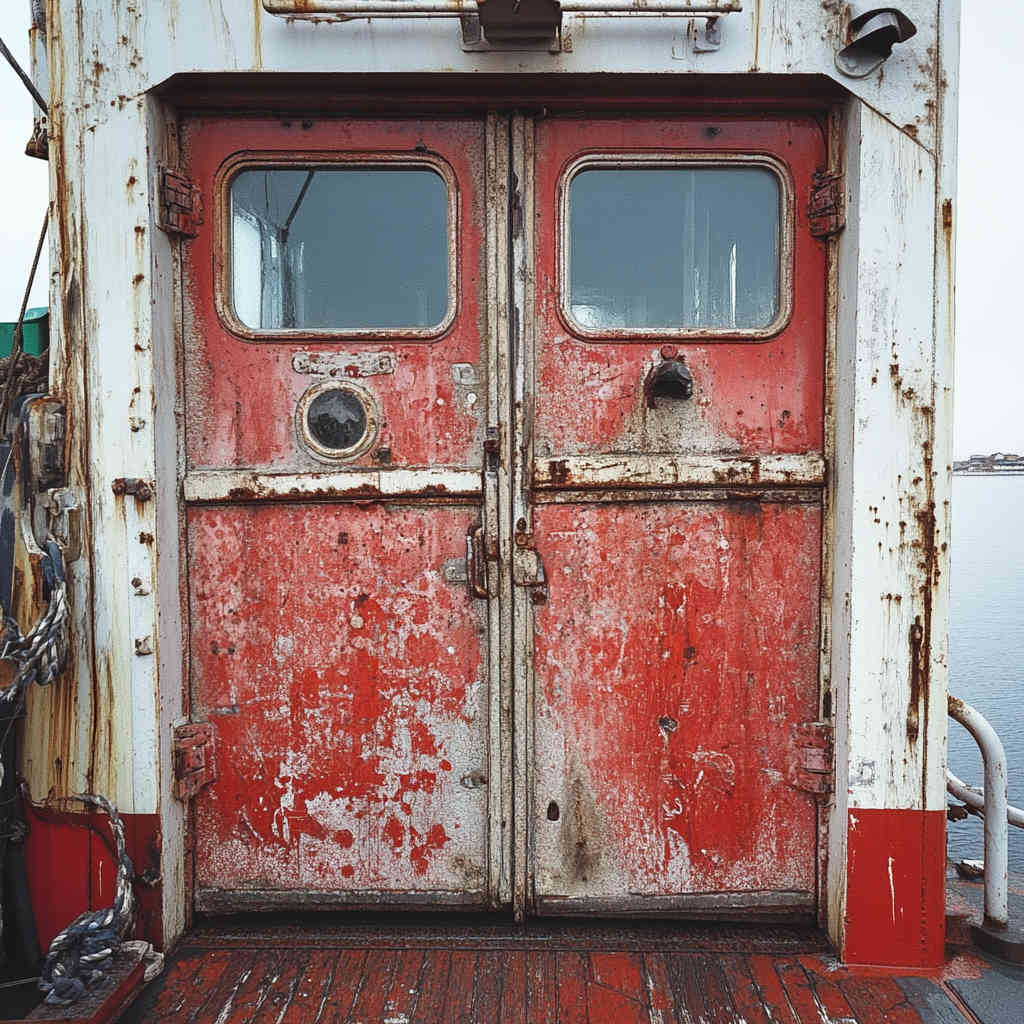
left=947, top=474, right=1024, bottom=871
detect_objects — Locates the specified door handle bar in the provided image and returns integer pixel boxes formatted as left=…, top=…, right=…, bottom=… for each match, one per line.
left=466, top=524, right=489, bottom=598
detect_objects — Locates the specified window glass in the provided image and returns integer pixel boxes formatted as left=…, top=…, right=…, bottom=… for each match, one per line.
left=567, top=166, right=781, bottom=332
left=230, top=167, right=450, bottom=332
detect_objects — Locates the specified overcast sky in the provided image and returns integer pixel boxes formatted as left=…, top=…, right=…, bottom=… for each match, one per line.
left=0, top=8, right=1014, bottom=460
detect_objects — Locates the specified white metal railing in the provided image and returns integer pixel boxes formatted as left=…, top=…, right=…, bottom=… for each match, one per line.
left=947, top=695, right=1024, bottom=931
left=263, top=0, right=741, bottom=16
left=947, top=768, right=1024, bottom=829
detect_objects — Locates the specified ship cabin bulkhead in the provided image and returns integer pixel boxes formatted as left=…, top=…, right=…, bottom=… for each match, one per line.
left=8, top=0, right=957, bottom=973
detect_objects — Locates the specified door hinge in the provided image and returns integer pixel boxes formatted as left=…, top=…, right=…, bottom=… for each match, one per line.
left=808, top=170, right=845, bottom=239
left=173, top=722, right=217, bottom=800
left=158, top=166, right=203, bottom=238
left=790, top=721, right=834, bottom=795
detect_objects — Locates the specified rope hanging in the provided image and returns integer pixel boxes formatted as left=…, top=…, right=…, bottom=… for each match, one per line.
left=0, top=538, right=69, bottom=714
left=37, top=796, right=135, bottom=1006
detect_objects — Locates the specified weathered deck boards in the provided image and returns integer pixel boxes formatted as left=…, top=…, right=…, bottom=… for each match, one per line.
left=116, top=920, right=990, bottom=1023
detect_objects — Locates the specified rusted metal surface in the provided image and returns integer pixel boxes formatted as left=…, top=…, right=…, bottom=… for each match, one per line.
left=523, top=114, right=826, bottom=913
left=808, top=169, right=845, bottom=238
left=179, top=114, right=495, bottom=905
left=181, top=118, right=485, bottom=474
left=533, top=117, right=826, bottom=462
left=172, top=722, right=217, bottom=800
left=156, top=166, right=203, bottom=238
left=182, top=468, right=480, bottom=504
left=533, top=452, right=825, bottom=490
left=188, top=503, right=491, bottom=899
left=531, top=502, right=822, bottom=906
left=35, top=0, right=955, bottom=959
left=790, top=721, right=834, bottom=795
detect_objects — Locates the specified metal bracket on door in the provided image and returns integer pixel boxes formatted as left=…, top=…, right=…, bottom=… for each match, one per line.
left=513, top=543, right=548, bottom=605
left=173, top=722, right=217, bottom=800
left=466, top=524, right=490, bottom=598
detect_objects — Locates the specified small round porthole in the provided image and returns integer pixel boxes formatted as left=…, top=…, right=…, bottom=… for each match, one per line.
left=296, top=380, right=379, bottom=461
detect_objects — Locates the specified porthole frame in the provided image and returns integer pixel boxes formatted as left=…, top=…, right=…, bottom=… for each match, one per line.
left=295, top=379, right=380, bottom=463
left=557, top=151, right=794, bottom=343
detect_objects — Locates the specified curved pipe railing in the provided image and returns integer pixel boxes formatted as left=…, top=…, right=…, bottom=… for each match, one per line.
left=948, top=695, right=1010, bottom=929
left=947, top=768, right=1024, bottom=830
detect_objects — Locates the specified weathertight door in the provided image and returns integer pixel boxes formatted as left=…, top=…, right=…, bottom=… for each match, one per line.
left=181, top=117, right=503, bottom=911
left=521, top=116, right=827, bottom=916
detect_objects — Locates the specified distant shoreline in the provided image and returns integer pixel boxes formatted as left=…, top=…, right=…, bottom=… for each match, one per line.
left=954, top=470, right=1024, bottom=476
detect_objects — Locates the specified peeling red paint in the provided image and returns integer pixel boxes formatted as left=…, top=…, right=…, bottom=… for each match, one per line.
left=188, top=504, right=489, bottom=897
left=532, top=502, right=822, bottom=903
left=533, top=117, right=826, bottom=460
left=182, top=118, right=486, bottom=474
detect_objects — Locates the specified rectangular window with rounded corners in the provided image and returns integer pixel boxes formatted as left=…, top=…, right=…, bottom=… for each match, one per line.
left=562, top=156, right=791, bottom=340
left=226, top=160, right=455, bottom=338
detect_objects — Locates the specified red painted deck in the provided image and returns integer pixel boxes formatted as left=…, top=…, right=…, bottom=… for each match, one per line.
left=119, top=920, right=985, bottom=1022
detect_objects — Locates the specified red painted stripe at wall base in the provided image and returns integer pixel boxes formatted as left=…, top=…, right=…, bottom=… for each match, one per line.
left=21, top=801, right=163, bottom=951
left=843, top=807, right=946, bottom=968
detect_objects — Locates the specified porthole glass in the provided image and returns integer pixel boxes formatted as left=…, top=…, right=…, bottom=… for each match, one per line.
left=297, top=381, right=378, bottom=461
left=230, top=166, right=451, bottom=334
left=562, top=159, right=789, bottom=338
left=307, top=389, right=367, bottom=451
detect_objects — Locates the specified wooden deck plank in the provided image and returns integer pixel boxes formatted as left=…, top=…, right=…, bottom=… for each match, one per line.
left=498, top=952, right=526, bottom=1024
left=775, top=959, right=833, bottom=1024
left=316, top=949, right=367, bottom=1023
left=589, top=951, right=647, bottom=1002
left=718, top=956, right=772, bottom=1024
left=380, top=950, right=427, bottom=1023
left=587, top=953, right=648, bottom=1024
left=665, top=952, right=713, bottom=1022
left=526, top=950, right=557, bottom=1024
left=217, top=950, right=290, bottom=1023
left=746, top=955, right=801, bottom=1024
left=248, top=951, right=311, bottom=1023
left=277, top=950, right=340, bottom=1024
left=640, top=952, right=679, bottom=1022
left=139, top=949, right=236, bottom=1021
left=441, top=949, right=476, bottom=1023
left=346, top=949, right=398, bottom=1022
left=701, top=954, right=745, bottom=1024
left=800, top=959, right=863, bottom=1024
left=120, top=928, right=995, bottom=1024
left=471, top=951, right=506, bottom=1022
left=410, top=949, right=452, bottom=1023
left=555, top=951, right=589, bottom=1024
left=188, top=951, right=267, bottom=1024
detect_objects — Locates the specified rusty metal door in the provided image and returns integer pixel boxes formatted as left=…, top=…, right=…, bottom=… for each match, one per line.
left=180, top=117, right=511, bottom=911
left=180, top=111, right=825, bottom=918
left=514, top=115, right=827, bottom=917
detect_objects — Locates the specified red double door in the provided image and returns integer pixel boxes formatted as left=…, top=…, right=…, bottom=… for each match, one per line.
left=181, top=111, right=826, bottom=918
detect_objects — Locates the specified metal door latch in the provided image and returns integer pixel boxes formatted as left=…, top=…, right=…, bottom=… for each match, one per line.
left=513, top=541, right=548, bottom=605
left=41, top=487, right=82, bottom=563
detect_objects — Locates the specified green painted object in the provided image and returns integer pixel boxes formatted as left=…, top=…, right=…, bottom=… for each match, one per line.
left=0, top=307, right=48, bottom=358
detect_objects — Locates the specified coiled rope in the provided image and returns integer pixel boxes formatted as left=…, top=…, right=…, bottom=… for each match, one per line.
left=37, top=795, right=135, bottom=1005
left=0, top=538, right=69, bottom=712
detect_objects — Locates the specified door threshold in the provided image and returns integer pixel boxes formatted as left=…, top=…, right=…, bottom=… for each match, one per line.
left=186, top=911, right=831, bottom=954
